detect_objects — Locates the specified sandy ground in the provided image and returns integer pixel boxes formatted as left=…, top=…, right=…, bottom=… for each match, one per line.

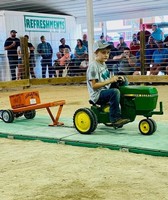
left=0, top=84, right=168, bottom=200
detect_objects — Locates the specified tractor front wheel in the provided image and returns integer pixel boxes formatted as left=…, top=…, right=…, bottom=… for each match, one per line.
left=139, top=119, right=154, bottom=135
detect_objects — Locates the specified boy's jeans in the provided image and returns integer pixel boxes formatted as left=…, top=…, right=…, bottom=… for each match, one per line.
left=96, top=77, right=129, bottom=122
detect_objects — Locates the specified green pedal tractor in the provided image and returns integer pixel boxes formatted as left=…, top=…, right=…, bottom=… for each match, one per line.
left=73, top=85, right=163, bottom=135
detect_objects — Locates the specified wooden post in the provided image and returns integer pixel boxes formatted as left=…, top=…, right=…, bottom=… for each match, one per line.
left=20, top=37, right=30, bottom=79
left=140, top=19, right=145, bottom=75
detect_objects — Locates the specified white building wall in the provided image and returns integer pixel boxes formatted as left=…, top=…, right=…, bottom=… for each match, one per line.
left=0, top=10, right=81, bottom=80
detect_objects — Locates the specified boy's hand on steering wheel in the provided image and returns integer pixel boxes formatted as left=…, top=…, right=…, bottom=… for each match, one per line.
left=117, top=76, right=124, bottom=82
left=110, top=76, right=118, bottom=83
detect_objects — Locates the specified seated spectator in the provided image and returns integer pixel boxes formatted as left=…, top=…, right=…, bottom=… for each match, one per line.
left=130, top=33, right=138, bottom=45
left=54, top=48, right=70, bottom=77
left=135, top=36, right=158, bottom=74
left=137, top=30, right=151, bottom=44
left=150, top=40, right=168, bottom=75
left=113, top=47, right=137, bottom=75
left=82, top=34, right=88, bottom=52
left=130, top=38, right=140, bottom=56
left=58, top=38, right=71, bottom=56
left=116, top=36, right=127, bottom=53
left=164, top=36, right=168, bottom=48
left=106, top=42, right=120, bottom=73
left=79, top=53, right=89, bottom=75
left=74, top=39, right=87, bottom=64
left=145, top=36, right=158, bottom=66
left=151, top=23, right=164, bottom=42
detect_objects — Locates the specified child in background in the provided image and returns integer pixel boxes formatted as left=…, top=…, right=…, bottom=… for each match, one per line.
left=59, top=48, right=70, bottom=66
left=54, top=48, right=70, bottom=77
left=86, top=40, right=130, bottom=127
left=79, top=53, right=89, bottom=75
left=17, top=46, right=30, bottom=80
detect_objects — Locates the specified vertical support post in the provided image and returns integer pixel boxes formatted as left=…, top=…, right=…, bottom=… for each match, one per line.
left=86, top=0, right=94, bottom=63
left=20, top=37, right=30, bottom=79
left=140, top=19, right=145, bottom=75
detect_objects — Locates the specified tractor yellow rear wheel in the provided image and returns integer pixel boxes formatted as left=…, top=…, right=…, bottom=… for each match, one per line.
left=73, top=108, right=97, bottom=134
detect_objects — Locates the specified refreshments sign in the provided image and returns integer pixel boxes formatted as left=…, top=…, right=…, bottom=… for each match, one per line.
left=24, top=15, right=66, bottom=32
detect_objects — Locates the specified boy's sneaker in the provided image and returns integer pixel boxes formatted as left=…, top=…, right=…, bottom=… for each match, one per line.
left=112, top=118, right=130, bottom=127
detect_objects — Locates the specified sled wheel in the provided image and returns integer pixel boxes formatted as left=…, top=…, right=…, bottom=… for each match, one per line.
left=139, top=119, right=154, bottom=135
left=24, top=110, right=36, bottom=119
left=14, top=112, right=24, bottom=118
left=73, top=108, right=97, bottom=134
left=1, top=110, right=14, bottom=123
left=148, top=118, right=157, bottom=133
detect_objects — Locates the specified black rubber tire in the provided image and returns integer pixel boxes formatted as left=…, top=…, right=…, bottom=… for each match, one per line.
left=73, top=108, right=96, bottom=134
left=148, top=118, right=157, bottom=133
left=24, top=110, right=36, bottom=119
left=1, top=110, right=14, bottom=123
left=84, top=108, right=98, bottom=133
left=14, top=112, right=24, bottom=118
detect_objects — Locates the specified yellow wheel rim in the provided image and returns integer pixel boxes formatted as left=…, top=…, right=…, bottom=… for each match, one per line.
left=140, top=121, right=150, bottom=134
left=75, top=111, right=91, bottom=133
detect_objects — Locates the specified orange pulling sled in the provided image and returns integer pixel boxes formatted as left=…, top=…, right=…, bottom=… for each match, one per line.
left=0, top=91, right=65, bottom=126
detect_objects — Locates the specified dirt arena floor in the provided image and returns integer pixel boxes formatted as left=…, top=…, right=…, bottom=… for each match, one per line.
left=0, top=84, right=168, bottom=200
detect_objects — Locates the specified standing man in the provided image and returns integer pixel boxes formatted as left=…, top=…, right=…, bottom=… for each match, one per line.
left=4, top=30, right=20, bottom=80
left=151, top=23, right=164, bottom=42
left=24, top=35, right=36, bottom=78
left=37, top=36, right=53, bottom=78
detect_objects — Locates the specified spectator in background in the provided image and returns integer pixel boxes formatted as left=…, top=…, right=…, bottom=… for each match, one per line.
left=130, top=33, right=138, bottom=47
left=82, top=34, right=88, bottom=52
left=150, top=40, right=168, bottom=75
left=37, top=36, right=53, bottom=78
left=16, top=45, right=26, bottom=80
left=113, top=47, right=137, bottom=75
left=79, top=53, right=89, bottom=74
left=54, top=48, right=70, bottom=77
left=58, top=38, right=71, bottom=56
left=4, top=30, right=20, bottom=80
left=164, top=36, right=168, bottom=48
left=145, top=36, right=158, bottom=66
left=74, top=39, right=87, bottom=63
left=135, top=36, right=158, bottom=74
left=137, top=30, right=151, bottom=44
left=116, top=36, right=127, bottom=53
left=24, top=35, right=36, bottom=78
left=151, top=23, right=164, bottom=42
left=106, top=42, right=120, bottom=74
left=130, top=38, right=140, bottom=56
